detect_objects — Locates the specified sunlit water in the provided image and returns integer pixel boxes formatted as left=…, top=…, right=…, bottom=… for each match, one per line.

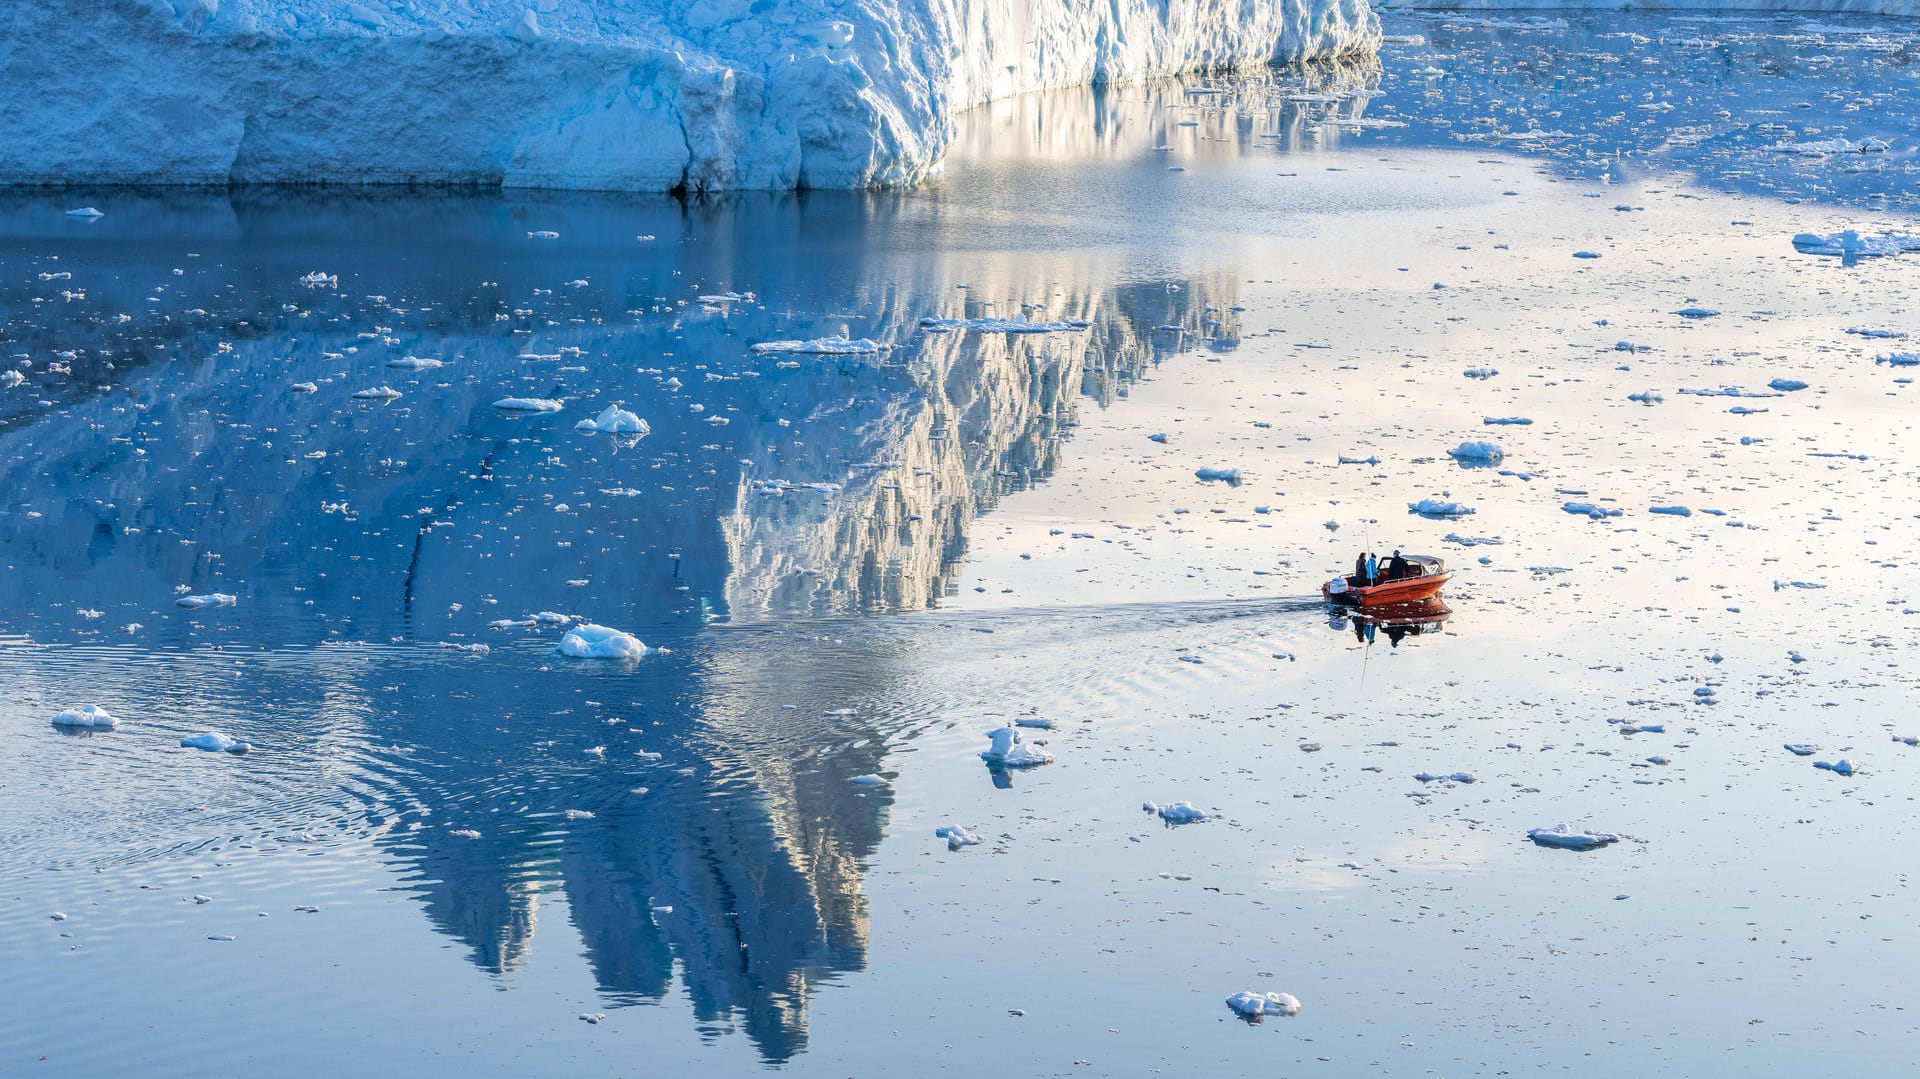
left=5, top=14, right=1920, bottom=1077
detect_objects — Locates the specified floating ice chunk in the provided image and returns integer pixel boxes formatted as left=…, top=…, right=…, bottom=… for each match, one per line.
left=450, top=828, right=482, bottom=839
left=1562, top=502, right=1622, bottom=520
left=1674, top=307, right=1720, bottom=319
left=1409, top=498, right=1473, bottom=519
left=1445, top=533, right=1502, bottom=547
left=492, top=397, right=562, bottom=412
left=1814, top=759, right=1858, bottom=776
left=564, top=809, right=596, bottom=820
left=1792, top=230, right=1920, bottom=258
left=981, top=726, right=1053, bottom=768
left=1894, top=735, right=1920, bottom=747
left=1876, top=353, right=1920, bottom=367
left=936, top=824, right=981, bottom=850
left=1195, top=466, right=1243, bottom=483
left=1225, top=990, right=1301, bottom=1019
left=66, top=207, right=105, bottom=219
left=176, top=592, right=237, bottom=609
left=1463, top=367, right=1498, bottom=380
left=1483, top=416, right=1532, bottom=426
left=1147, top=432, right=1169, bottom=444
left=578, top=1013, right=605, bottom=1024
left=574, top=404, right=649, bottom=436
left=440, top=642, right=489, bottom=655
left=1628, top=390, right=1663, bottom=404
left=1014, top=717, right=1055, bottom=729
left=1337, top=455, right=1379, bottom=466
left=1768, top=378, right=1808, bottom=392
left=749, top=337, right=886, bottom=355
left=848, top=774, right=887, bottom=787
left=558, top=624, right=647, bottom=661
left=1784, top=743, right=1817, bottom=756
left=51, top=705, right=116, bottom=730
left=387, top=355, right=444, bottom=370
left=527, top=230, right=559, bottom=239
left=1572, top=251, right=1601, bottom=259
left=1847, top=327, right=1907, bottom=340
left=298, top=271, right=336, bottom=288
left=290, top=382, right=318, bottom=393
left=1156, top=802, right=1208, bottom=824
left=1527, top=824, right=1619, bottom=851
left=180, top=732, right=250, bottom=754
left=1648, top=505, right=1692, bottom=517
left=1448, top=440, right=1503, bottom=464
left=920, top=316, right=1090, bottom=334
left=1412, top=772, right=1475, bottom=784
left=351, top=386, right=402, bottom=400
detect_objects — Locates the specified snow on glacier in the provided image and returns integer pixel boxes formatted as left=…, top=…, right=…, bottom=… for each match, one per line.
left=0, top=0, right=1380, bottom=192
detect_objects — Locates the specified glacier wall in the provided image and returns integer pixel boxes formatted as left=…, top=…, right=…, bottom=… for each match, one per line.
left=2, top=0, right=1379, bottom=192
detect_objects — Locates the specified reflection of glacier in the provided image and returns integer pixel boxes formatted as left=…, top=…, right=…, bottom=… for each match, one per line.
left=0, top=180, right=1236, bottom=1062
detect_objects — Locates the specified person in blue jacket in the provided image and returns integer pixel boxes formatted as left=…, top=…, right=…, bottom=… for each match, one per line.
left=1364, top=552, right=1379, bottom=587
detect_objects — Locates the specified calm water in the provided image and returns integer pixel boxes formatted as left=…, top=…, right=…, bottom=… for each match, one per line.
left=5, top=14, right=1920, bottom=1077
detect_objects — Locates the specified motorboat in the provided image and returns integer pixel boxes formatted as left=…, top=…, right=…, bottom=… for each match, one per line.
left=1324, top=554, right=1450, bottom=605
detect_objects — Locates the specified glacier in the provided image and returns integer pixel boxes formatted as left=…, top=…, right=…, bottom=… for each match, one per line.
left=3, top=0, right=1379, bottom=192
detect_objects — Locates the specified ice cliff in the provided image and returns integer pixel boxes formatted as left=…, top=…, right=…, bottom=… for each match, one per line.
left=2, top=0, right=1379, bottom=191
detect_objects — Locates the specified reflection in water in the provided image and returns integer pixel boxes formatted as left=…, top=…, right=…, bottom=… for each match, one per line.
left=0, top=140, right=1237, bottom=1062
left=1336, top=598, right=1452, bottom=648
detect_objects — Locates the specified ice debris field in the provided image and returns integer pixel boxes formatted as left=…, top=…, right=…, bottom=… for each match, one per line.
left=4, top=10, right=1920, bottom=1079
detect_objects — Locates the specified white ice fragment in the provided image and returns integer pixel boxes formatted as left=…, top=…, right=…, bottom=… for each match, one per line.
left=1792, top=230, right=1920, bottom=258
left=558, top=624, right=647, bottom=660
left=848, top=774, right=887, bottom=787
left=492, top=397, right=562, bottom=412
left=290, top=382, right=318, bottom=393
left=1463, top=367, right=1498, bottom=380
left=749, top=337, right=886, bottom=355
left=1674, top=307, right=1720, bottom=319
left=66, top=207, right=105, bottom=219
left=526, top=230, right=559, bottom=239
left=935, top=824, right=981, bottom=850
left=51, top=705, right=117, bottom=730
left=1648, top=505, right=1692, bottom=517
left=387, top=355, right=444, bottom=370
left=1526, top=824, right=1620, bottom=851
left=351, top=386, right=402, bottom=400
left=450, top=829, right=482, bottom=839
left=1014, top=717, right=1054, bottom=729
left=1814, top=759, right=1858, bottom=776
left=1195, top=466, right=1243, bottom=483
left=1447, top=440, right=1503, bottom=464
left=1156, top=802, right=1208, bottom=824
left=180, top=732, right=250, bottom=754
left=1409, top=497, right=1473, bottom=519
left=298, top=271, right=337, bottom=288
left=1562, top=502, right=1622, bottom=520
left=981, top=725, right=1053, bottom=768
left=564, top=809, right=596, bottom=820
left=1226, top=990, right=1301, bottom=1019
left=1783, top=743, right=1817, bottom=756
left=176, top=592, right=237, bottom=609
left=1412, top=771, right=1475, bottom=784
left=574, top=404, right=649, bottom=435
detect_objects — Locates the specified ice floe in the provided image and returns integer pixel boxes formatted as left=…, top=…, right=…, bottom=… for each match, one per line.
left=180, top=732, right=251, bottom=754
left=492, top=397, right=563, bottom=412
left=981, top=726, right=1053, bottom=768
left=1225, top=990, right=1301, bottom=1020
left=936, top=824, right=982, bottom=850
left=176, top=592, right=237, bottom=609
left=558, top=624, right=648, bottom=660
left=749, top=337, right=886, bottom=355
left=1195, top=466, right=1243, bottom=483
left=350, top=386, right=402, bottom=400
left=1814, top=759, right=1858, bottom=776
left=920, top=317, right=1090, bottom=334
left=1447, top=440, right=1504, bottom=464
left=574, top=404, right=649, bottom=435
left=50, top=705, right=116, bottom=730
left=1527, top=824, right=1619, bottom=851
left=1409, top=497, right=1473, bottom=518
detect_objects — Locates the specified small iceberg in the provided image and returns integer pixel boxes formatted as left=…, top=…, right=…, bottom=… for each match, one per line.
left=1463, top=367, right=1498, bottom=380
left=1527, top=824, right=1619, bottom=851
left=181, top=732, right=251, bottom=754
left=1674, top=307, right=1720, bottom=319
left=65, top=207, right=105, bottom=219
left=176, top=592, right=237, bottom=609
left=1792, top=230, right=1920, bottom=259
left=1648, top=505, right=1692, bottom=517
left=1195, top=466, right=1243, bottom=484
left=1409, top=497, right=1473, bottom=519
left=1562, top=502, right=1622, bottom=520
left=298, top=271, right=337, bottom=288
left=1225, top=990, right=1301, bottom=1020
left=1783, top=743, right=1817, bottom=756
left=557, top=624, right=647, bottom=661
left=1876, top=353, right=1920, bottom=367
left=749, top=336, right=887, bottom=355
left=1447, top=440, right=1504, bottom=465
left=936, top=824, right=982, bottom=851
left=1483, top=416, right=1533, bottom=426
left=1152, top=801, right=1208, bottom=825
left=1768, top=378, right=1808, bottom=392
left=848, top=774, right=887, bottom=787
left=981, top=726, right=1053, bottom=768
left=51, top=705, right=116, bottom=730
left=1814, top=759, right=1858, bottom=776
left=1412, top=771, right=1475, bottom=784
left=386, top=356, right=444, bottom=371
left=574, top=404, right=649, bottom=436
left=492, top=397, right=563, bottom=412
left=351, top=386, right=402, bottom=400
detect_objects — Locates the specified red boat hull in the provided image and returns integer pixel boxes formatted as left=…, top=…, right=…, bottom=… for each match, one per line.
left=1324, top=571, right=1451, bottom=606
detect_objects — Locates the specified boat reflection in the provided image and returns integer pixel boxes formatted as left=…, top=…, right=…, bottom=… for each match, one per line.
left=1332, top=597, right=1451, bottom=648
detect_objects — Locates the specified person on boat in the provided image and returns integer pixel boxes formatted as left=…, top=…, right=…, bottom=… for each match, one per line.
left=1387, top=550, right=1407, bottom=581
left=1354, top=551, right=1368, bottom=586
left=1364, top=552, right=1378, bottom=587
